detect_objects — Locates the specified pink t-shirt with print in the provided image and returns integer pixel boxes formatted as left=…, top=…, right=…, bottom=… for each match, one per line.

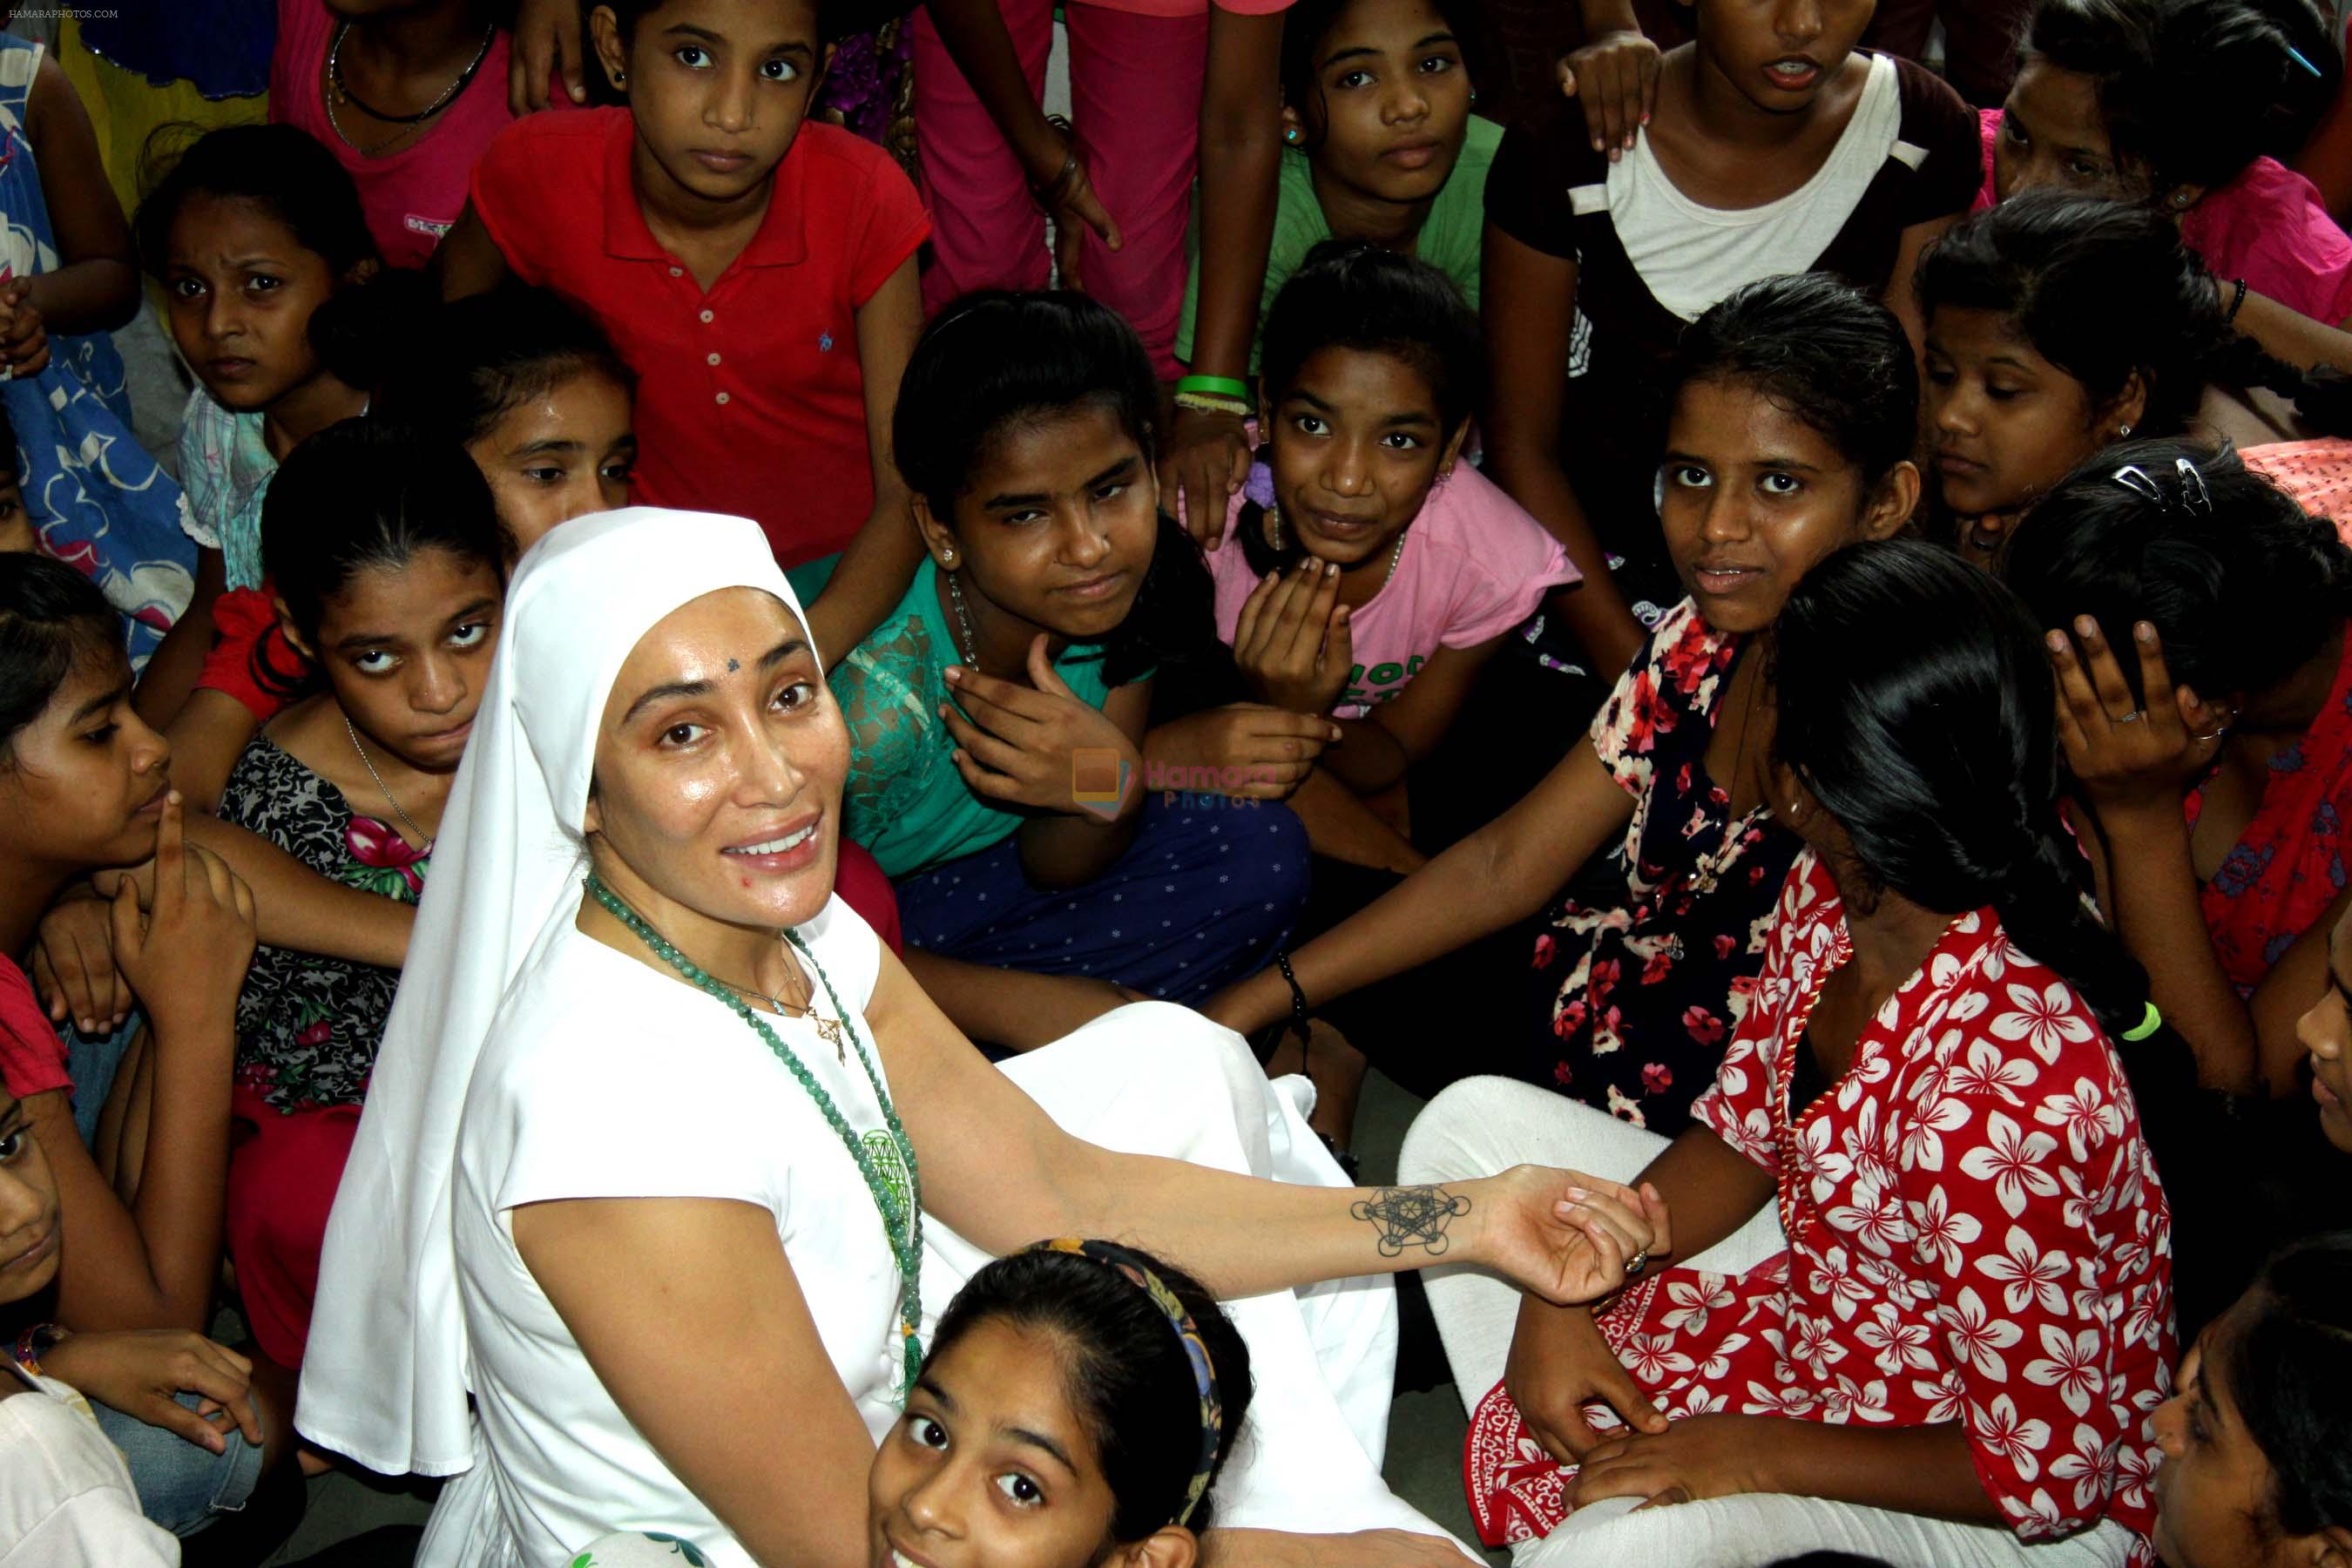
left=1208, top=461, right=1578, bottom=720
left=271, top=0, right=527, bottom=269
left=1974, top=108, right=2352, bottom=327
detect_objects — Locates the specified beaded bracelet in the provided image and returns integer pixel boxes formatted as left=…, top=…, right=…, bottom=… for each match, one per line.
left=1173, top=389, right=1253, bottom=418
left=1273, top=950, right=1312, bottom=1046
left=2226, top=277, right=2248, bottom=323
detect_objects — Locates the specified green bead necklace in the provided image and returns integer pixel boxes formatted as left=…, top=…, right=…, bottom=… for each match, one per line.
left=583, top=872, right=925, bottom=1400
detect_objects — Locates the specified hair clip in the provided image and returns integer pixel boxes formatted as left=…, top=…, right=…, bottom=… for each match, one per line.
left=2110, top=463, right=2166, bottom=507
left=2288, top=44, right=2325, bottom=79
left=2172, top=456, right=2213, bottom=515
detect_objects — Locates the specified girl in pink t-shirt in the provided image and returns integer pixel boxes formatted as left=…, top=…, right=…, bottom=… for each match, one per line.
left=1160, top=243, right=1574, bottom=821
left=269, top=0, right=533, bottom=271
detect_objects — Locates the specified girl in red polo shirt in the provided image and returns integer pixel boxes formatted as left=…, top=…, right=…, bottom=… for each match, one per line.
left=435, top=0, right=932, bottom=668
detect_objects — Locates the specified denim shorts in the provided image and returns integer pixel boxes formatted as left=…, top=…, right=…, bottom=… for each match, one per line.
left=91, top=1388, right=266, bottom=1537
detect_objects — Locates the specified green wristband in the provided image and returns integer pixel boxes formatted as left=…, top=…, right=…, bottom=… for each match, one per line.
left=1176, top=374, right=1251, bottom=400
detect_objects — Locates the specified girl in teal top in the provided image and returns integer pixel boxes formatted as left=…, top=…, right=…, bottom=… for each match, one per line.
left=1175, top=0, right=1494, bottom=368
left=832, top=292, right=1311, bottom=1041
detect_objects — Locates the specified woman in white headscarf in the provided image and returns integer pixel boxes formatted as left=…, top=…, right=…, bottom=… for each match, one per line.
left=294, top=508, right=1666, bottom=1568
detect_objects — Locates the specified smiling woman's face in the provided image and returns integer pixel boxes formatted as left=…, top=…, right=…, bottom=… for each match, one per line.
left=585, top=586, right=848, bottom=938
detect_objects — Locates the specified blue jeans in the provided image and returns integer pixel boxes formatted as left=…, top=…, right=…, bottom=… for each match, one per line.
left=91, top=1389, right=266, bottom=1537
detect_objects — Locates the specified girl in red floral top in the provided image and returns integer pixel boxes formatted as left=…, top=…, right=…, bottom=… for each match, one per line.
left=1403, top=542, right=2185, bottom=1568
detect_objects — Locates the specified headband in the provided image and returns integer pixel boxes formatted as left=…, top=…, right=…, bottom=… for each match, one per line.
left=1033, top=1238, right=1223, bottom=1529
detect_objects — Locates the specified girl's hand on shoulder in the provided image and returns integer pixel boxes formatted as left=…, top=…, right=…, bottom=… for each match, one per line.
left=1160, top=407, right=1252, bottom=550
left=2047, top=617, right=2228, bottom=819
left=30, top=882, right=129, bottom=1037
left=1565, top=1412, right=1781, bottom=1511
left=1471, top=1166, right=1670, bottom=1306
left=0, top=280, right=50, bottom=380
left=1558, top=30, right=1661, bottom=159
left=110, top=794, right=258, bottom=1041
left=940, top=635, right=1143, bottom=819
left=39, top=1329, right=263, bottom=1455
left=1233, top=561, right=1352, bottom=716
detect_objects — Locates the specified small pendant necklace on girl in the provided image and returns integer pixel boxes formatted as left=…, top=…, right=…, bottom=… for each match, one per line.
left=1692, top=659, right=1769, bottom=898
left=344, top=714, right=435, bottom=853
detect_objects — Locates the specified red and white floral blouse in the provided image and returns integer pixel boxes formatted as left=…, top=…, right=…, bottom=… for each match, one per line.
left=1467, top=854, right=2176, bottom=1561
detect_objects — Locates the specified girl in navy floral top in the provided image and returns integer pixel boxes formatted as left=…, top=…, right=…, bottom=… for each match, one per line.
left=214, top=421, right=506, bottom=1371
left=1206, top=274, right=1923, bottom=1132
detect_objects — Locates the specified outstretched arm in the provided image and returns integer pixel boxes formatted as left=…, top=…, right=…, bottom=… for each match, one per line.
left=871, top=950, right=1667, bottom=1302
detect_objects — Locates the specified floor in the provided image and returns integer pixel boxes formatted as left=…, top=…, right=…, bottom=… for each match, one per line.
left=256, top=1064, right=1493, bottom=1564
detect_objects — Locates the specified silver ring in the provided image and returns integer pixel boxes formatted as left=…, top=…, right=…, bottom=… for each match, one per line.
left=1624, top=1250, right=1649, bottom=1278
left=2114, top=711, right=2145, bottom=725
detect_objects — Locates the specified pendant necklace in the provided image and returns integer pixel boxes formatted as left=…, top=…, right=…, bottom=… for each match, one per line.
left=324, top=19, right=497, bottom=155
left=344, top=714, right=434, bottom=850
left=585, top=872, right=925, bottom=1397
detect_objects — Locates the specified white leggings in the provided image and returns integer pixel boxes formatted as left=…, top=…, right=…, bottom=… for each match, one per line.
left=1397, top=1078, right=2139, bottom=1568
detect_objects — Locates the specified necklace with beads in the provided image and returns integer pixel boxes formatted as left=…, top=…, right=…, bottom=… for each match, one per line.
left=945, top=569, right=985, bottom=671
left=584, top=872, right=925, bottom=1398
left=324, top=18, right=496, bottom=155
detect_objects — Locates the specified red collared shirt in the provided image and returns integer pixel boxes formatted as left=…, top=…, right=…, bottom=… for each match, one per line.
left=470, top=108, right=929, bottom=564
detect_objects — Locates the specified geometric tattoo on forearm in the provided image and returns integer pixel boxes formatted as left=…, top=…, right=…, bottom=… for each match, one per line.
left=1352, top=1185, right=1472, bottom=1257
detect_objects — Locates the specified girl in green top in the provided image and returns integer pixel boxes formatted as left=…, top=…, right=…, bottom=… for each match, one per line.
left=1175, top=0, right=1496, bottom=371
left=832, top=293, right=1332, bottom=1050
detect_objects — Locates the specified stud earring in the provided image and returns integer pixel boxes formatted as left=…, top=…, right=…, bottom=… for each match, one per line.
left=2118, top=423, right=2133, bottom=438
left=942, top=545, right=956, bottom=564
left=613, top=70, right=626, bottom=84
left=2172, top=192, right=2193, bottom=209
left=1283, top=126, right=1301, bottom=145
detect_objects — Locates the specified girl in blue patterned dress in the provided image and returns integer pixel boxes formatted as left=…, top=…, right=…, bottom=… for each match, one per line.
left=0, top=28, right=193, bottom=671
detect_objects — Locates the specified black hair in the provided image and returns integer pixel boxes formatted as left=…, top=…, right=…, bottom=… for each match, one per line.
left=2227, top=1233, right=2352, bottom=1541
left=2002, top=437, right=2352, bottom=708
left=591, top=0, right=862, bottom=54
left=1237, top=240, right=1484, bottom=577
left=1277, top=0, right=1476, bottom=144
left=927, top=1246, right=1254, bottom=1539
left=895, top=290, right=1212, bottom=687
left=0, top=554, right=122, bottom=763
left=1915, top=189, right=2352, bottom=441
left=2017, top=0, right=2335, bottom=196
left=373, top=284, right=636, bottom=449
left=1671, top=272, right=1920, bottom=483
left=133, top=122, right=431, bottom=395
left=1771, top=539, right=2198, bottom=1135
left=257, top=420, right=509, bottom=696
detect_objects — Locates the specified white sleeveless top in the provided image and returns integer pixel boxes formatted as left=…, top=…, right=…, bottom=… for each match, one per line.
left=429, top=896, right=901, bottom=1568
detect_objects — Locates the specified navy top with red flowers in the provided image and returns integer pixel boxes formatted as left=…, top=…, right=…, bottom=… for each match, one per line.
left=1527, top=598, right=1801, bottom=1131
left=220, top=733, right=429, bottom=1112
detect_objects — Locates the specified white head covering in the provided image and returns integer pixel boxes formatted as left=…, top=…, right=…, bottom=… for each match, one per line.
left=296, top=508, right=812, bottom=1477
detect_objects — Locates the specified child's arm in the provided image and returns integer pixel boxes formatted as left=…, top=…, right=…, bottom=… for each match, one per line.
left=39, top=800, right=254, bottom=1333
left=1202, top=734, right=1639, bottom=1036
left=1482, top=228, right=1646, bottom=679
left=97, top=816, right=416, bottom=970
left=433, top=202, right=513, bottom=301
left=804, top=259, right=925, bottom=667
left=22, top=51, right=139, bottom=336
left=166, top=691, right=265, bottom=815
left=1004, top=675, right=1150, bottom=889
left=133, top=548, right=226, bottom=729
left=1320, top=638, right=1504, bottom=795
left=1160, top=6, right=1286, bottom=549
left=919, top=0, right=1122, bottom=288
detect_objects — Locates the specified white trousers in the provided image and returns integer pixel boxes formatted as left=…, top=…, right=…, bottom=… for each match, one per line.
left=927, top=1002, right=1466, bottom=1549
left=1397, top=1078, right=2138, bottom=1568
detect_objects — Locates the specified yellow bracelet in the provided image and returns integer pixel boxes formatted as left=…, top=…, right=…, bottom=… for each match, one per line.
left=1173, top=390, right=1252, bottom=418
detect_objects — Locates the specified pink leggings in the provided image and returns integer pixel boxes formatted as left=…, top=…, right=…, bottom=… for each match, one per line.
left=911, top=0, right=1207, bottom=376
